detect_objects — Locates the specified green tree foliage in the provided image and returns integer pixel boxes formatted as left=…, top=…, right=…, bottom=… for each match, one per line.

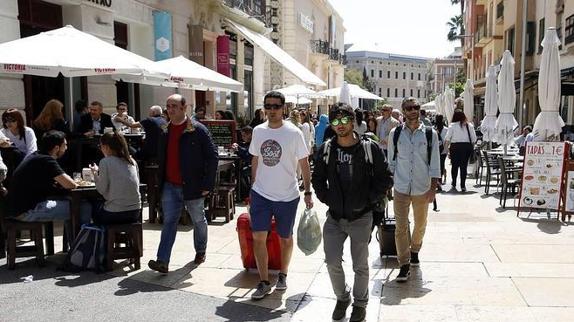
left=344, top=68, right=363, bottom=86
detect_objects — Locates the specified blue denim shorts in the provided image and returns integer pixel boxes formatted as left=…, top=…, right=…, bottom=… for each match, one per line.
left=249, top=189, right=300, bottom=238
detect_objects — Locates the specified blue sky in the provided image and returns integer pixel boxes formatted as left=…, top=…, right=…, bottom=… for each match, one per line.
left=329, top=0, right=461, bottom=58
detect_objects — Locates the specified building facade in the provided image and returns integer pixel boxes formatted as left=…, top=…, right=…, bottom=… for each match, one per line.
left=463, top=0, right=574, bottom=126
left=266, top=0, right=345, bottom=93
left=432, top=48, right=464, bottom=95
left=0, top=0, right=328, bottom=124
left=345, top=45, right=433, bottom=109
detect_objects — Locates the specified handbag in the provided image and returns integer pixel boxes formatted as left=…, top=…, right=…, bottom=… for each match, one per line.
left=466, top=124, right=477, bottom=164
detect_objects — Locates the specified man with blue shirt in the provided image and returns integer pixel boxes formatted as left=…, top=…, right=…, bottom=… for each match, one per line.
left=387, top=97, right=441, bottom=282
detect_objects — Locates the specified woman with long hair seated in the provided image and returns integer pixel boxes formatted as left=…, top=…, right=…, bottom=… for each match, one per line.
left=33, top=99, right=70, bottom=139
left=1, top=108, right=37, bottom=157
left=89, top=132, right=141, bottom=225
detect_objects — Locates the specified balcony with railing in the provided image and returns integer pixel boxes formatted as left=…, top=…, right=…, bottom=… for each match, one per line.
left=224, top=0, right=267, bottom=23
left=310, top=40, right=344, bottom=64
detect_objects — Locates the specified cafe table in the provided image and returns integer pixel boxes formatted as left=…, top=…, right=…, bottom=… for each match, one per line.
left=218, top=153, right=243, bottom=202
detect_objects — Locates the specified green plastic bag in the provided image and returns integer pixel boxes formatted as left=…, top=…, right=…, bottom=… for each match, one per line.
left=297, top=208, right=322, bottom=256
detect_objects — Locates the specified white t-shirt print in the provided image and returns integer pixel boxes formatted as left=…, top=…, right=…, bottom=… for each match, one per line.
left=249, top=120, right=309, bottom=202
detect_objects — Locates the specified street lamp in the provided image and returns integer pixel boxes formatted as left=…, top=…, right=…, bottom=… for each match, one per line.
left=456, top=34, right=475, bottom=81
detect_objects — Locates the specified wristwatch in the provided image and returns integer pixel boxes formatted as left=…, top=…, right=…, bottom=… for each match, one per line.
left=304, top=191, right=312, bottom=196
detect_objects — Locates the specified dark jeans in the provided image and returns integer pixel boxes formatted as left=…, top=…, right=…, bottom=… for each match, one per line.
left=93, top=203, right=140, bottom=225
left=439, top=154, right=447, bottom=182
left=449, top=143, right=473, bottom=188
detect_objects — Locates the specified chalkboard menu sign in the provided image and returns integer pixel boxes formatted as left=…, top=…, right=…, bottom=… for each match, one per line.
left=519, top=142, right=567, bottom=211
left=200, top=120, right=237, bottom=148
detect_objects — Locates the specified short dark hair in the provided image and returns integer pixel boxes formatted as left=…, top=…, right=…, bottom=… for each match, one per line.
left=195, top=105, right=206, bottom=113
left=74, top=99, right=87, bottom=113
left=264, top=91, right=285, bottom=105
left=39, top=130, right=66, bottom=154
left=116, top=102, right=128, bottom=109
left=524, top=125, right=533, bottom=132
left=241, top=126, right=253, bottom=133
left=329, top=103, right=355, bottom=122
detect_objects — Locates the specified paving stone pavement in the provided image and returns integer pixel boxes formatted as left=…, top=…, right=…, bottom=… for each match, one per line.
left=2, top=175, right=574, bottom=321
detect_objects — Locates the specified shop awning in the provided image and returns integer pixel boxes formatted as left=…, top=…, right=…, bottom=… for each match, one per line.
left=226, top=19, right=326, bottom=87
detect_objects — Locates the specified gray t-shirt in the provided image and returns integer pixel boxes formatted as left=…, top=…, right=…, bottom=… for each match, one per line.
left=94, top=155, right=141, bottom=212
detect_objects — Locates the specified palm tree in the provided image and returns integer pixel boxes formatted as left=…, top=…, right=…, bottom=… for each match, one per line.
left=447, top=15, right=463, bottom=42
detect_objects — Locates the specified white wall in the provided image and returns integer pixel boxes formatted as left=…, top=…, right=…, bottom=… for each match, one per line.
left=0, top=0, right=24, bottom=111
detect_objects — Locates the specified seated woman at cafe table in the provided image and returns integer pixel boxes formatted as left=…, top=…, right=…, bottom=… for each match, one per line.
left=7, top=130, right=91, bottom=234
left=32, top=99, right=70, bottom=139
left=89, top=132, right=141, bottom=225
left=1, top=108, right=37, bottom=157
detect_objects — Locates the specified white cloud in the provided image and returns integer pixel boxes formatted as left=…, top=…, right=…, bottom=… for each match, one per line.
left=329, top=0, right=462, bottom=58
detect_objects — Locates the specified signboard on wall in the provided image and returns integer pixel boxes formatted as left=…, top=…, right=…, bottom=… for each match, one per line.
left=298, top=12, right=314, bottom=33
left=200, top=120, right=237, bottom=148
left=153, top=11, right=172, bottom=61
left=217, top=35, right=231, bottom=77
left=519, top=142, right=567, bottom=210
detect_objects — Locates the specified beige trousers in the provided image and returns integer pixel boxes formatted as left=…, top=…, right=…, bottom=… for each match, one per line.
left=393, top=189, right=430, bottom=266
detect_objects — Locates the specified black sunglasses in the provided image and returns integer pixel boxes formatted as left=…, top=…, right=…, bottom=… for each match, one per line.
left=404, top=105, right=421, bottom=111
left=264, top=104, right=283, bottom=110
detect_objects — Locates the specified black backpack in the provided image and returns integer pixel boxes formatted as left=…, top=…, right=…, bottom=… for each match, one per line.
left=392, top=125, right=434, bottom=165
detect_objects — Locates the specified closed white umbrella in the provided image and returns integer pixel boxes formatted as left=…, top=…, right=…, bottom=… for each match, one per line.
left=481, top=65, right=498, bottom=142
left=436, top=93, right=444, bottom=116
left=339, top=81, right=352, bottom=105
left=533, top=28, right=565, bottom=141
left=463, top=79, right=474, bottom=123
left=495, top=50, right=518, bottom=146
left=444, top=87, right=455, bottom=123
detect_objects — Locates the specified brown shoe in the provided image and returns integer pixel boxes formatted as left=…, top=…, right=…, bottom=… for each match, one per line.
left=148, top=259, right=169, bottom=274
left=193, top=252, right=206, bottom=265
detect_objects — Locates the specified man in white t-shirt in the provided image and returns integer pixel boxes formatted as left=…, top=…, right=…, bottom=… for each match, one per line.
left=249, top=91, right=314, bottom=300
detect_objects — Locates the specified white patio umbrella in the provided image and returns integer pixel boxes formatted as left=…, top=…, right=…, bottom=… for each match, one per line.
left=0, top=25, right=167, bottom=127
left=421, top=100, right=435, bottom=110
left=481, top=65, right=498, bottom=142
left=533, top=28, right=565, bottom=141
left=463, top=79, right=474, bottom=123
left=318, top=83, right=384, bottom=102
left=115, top=55, right=243, bottom=92
left=0, top=25, right=164, bottom=77
left=273, top=84, right=323, bottom=104
left=495, top=50, right=518, bottom=146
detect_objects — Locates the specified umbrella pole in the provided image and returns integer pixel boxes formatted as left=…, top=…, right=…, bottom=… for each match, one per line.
left=68, top=77, right=74, bottom=131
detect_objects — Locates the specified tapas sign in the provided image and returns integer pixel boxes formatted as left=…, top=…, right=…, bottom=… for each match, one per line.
left=519, top=142, right=567, bottom=211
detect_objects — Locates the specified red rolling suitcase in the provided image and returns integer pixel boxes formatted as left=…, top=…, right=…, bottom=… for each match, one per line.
left=236, top=213, right=282, bottom=270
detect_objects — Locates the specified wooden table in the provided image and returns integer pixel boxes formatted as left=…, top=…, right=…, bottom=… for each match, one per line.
left=218, top=154, right=243, bottom=201
left=69, top=184, right=147, bottom=239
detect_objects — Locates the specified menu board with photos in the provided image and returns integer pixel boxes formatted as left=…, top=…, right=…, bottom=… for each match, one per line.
left=519, top=142, right=567, bottom=210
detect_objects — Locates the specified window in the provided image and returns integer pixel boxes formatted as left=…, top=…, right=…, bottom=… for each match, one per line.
left=417, top=89, right=420, bottom=98
left=506, top=27, right=515, bottom=53
left=379, top=88, right=382, bottom=96
left=387, top=88, right=390, bottom=97
left=371, top=70, right=374, bottom=77
left=566, top=14, right=574, bottom=45
left=557, top=12, right=563, bottom=49
left=379, top=70, right=382, bottom=78
left=402, top=89, right=406, bottom=97
left=410, top=89, right=413, bottom=96
left=356, top=60, right=359, bottom=63
left=403, top=72, right=406, bottom=79
left=526, top=22, right=535, bottom=55
left=395, top=71, right=398, bottom=79
left=387, top=71, right=391, bottom=78
left=418, top=73, right=421, bottom=80
left=394, top=88, right=398, bottom=97
left=538, top=18, right=545, bottom=54
left=410, top=72, right=413, bottom=80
